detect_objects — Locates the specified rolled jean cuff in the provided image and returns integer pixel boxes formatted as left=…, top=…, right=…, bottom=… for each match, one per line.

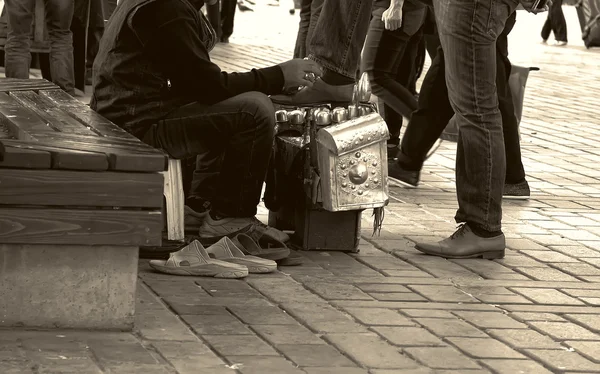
left=308, top=54, right=356, bottom=80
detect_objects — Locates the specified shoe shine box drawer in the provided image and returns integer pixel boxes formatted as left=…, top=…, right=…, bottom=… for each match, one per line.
left=316, top=112, right=389, bottom=212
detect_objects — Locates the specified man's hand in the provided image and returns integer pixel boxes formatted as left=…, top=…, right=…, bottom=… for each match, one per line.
left=382, top=3, right=403, bottom=31
left=519, top=0, right=552, bottom=13
left=279, top=59, right=323, bottom=91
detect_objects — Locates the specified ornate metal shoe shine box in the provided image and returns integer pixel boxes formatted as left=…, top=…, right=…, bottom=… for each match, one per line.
left=316, top=112, right=389, bottom=212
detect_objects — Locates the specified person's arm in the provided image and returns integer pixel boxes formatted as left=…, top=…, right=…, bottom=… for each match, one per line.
left=129, top=1, right=284, bottom=104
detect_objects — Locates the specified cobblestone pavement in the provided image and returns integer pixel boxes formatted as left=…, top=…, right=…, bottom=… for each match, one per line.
left=3, top=5, right=600, bottom=374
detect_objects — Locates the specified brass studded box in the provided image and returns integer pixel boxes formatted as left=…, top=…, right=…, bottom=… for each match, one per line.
left=316, top=112, right=389, bottom=212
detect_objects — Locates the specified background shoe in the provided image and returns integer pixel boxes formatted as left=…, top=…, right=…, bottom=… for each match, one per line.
left=206, top=237, right=277, bottom=273
left=555, top=41, right=567, bottom=46
left=503, top=180, right=531, bottom=200
left=415, top=224, right=505, bottom=260
left=388, top=160, right=420, bottom=188
left=270, top=79, right=354, bottom=106
left=198, top=214, right=254, bottom=245
left=233, top=233, right=290, bottom=261
left=149, top=240, right=248, bottom=278
left=184, top=205, right=208, bottom=232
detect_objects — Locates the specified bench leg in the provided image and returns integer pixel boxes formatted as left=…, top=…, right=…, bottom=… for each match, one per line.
left=163, top=159, right=185, bottom=241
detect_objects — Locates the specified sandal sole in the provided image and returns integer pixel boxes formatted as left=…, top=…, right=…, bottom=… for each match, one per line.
left=149, top=263, right=248, bottom=278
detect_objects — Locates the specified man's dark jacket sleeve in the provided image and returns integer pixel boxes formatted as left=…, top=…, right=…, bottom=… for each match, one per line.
left=131, top=0, right=285, bottom=105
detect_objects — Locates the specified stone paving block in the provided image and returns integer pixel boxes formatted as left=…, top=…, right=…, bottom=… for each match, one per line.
left=102, top=362, right=173, bottom=374
left=511, top=287, right=584, bottom=305
left=342, top=308, right=416, bottom=326
left=302, top=281, right=375, bottom=301
left=525, top=349, right=600, bottom=372
left=135, top=308, right=200, bottom=341
left=356, top=256, right=421, bottom=271
left=487, top=328, right=562, bottom=349
left=481, top=359, right=554, bottom=374
left=277, top=344, right=357, bottom=367
left=564, top=314, right=600, bottom=332
left=225, top=356, right=302, bottom=374
left=504, top=238, right=548, bottom=251
left=553, top=229, right=600, bottom=241
left=554, top=263, right=600, bottom=276
left=325, top=332, right=420, bottom=369
left=368, top=292, right=428, bottom=302
left=503, top=304, right=600, bottom=314
left=0, top=361, right=36, bottom=374
left=228, top=305, right=299, bottom=325
left=477, top=293, right=534, bottom=304
left=281, top=302, right=368, bottom=333
left=202, top=334, right=280, bottom=356
left=528, top=321, right=600, bottom=341
left=522, top=234, right=579, bottom=247
left=303, top=368, right=369, bottom=374
left=403, top=346, right=481, bottom=370
left=519, top=250, right=580, bottom=263
left=372, top=326, right=445, bottom=347
left=369, top=369, right=435, bottom=374
left=400, top=309, right=455, bottom=319
left=86, top=334, right=158, bottom=365
left=497, top=254, right=546, bottom=268
left=355, top=284, right=412, bottom=293
left=415, top=318, right=488, bottom=338
left=408, top=285, right=477, bottom=303
left=379, top=269, right=435, bottom=277
left=393, top=254, right=478, bottom=279
left=252, top=324, right=326, bottom=346
left=166, top=303, right=228, bottom=315
left=180, top=313, right=253, bottom=335
left=550, top=245, right=600, bottom=258
left=246, top=278, right=326, bottom=304
left=564, top=341, right=600, bottom=362
left=451, top=311, right=528, bottom=329
left=447, top=337, right=526, bottom=359
left=563, top=289, right=600, bottom=298
left=143, top=279, right=210, bottom=296
left=516, top=267, right=581, bottom=282
left=151, top=340, right=226, bottom=372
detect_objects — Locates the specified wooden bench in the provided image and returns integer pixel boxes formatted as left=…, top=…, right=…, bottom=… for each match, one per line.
left=0, top=78, right=167, bottom=330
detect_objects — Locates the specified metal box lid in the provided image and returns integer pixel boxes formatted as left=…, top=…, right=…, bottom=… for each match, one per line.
left=315, top=113, right=389, bottom=156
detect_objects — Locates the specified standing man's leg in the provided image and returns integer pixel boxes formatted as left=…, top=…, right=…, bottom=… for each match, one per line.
left=272, top=0, right=372, bottom=104
left=550, top=0, right=567, bottom=43
left=293, top=0, right=313, bottom=58
left=414, top=0, right=518, bottom=258
left=220, top=0, right=237, bottom=43
left=45, top=0, right=76, bottom=94
left=4, top=0, right=36, bottom=79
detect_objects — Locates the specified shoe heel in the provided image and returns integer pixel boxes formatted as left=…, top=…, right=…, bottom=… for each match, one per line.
left=482, top=250, right=505, bottom=260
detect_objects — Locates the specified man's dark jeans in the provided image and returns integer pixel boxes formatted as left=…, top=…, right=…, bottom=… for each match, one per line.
left=294, top=0, right=325, bottom=58
left=308, top=0, right=372, bottom=79
left=361, top=4, right=423, bottom=146
left=146, top=92, right=276, bottom=218
left=4, top=0, right=75, bottom=93
left=400, top=12, right=524, bottom=185
left=429, top=0, right=517, bottom=232
left=541, top=0, right=567, bottom=42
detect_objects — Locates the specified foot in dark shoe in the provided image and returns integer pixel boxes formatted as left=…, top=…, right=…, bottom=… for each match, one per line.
left=388, top=159, right=420, bottom=188
left=503, top=180, right=530, bottom=200
left=387, top=144, right=399, bottom=161
left=415, top=223, right=505, bottom=259
left=270, top=79, right=354, bottom=106
left=220, top=36, right=230, bottom=43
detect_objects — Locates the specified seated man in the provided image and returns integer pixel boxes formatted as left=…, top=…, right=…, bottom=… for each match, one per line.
left=91, top=0, right=321, bottom=243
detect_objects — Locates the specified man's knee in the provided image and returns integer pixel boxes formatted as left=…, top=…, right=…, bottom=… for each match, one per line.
left=238, top=91, right=275, bottom=133
left=367, top=70, right=391, bottom=97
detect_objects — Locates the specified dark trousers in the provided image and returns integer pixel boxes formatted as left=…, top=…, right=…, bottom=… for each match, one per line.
left=147, top=92, right=276, bottom=217
left=221, top=0, right=237, bottom=39
left=4, top=0, right=75, bottom=93
left=361, top=5, right=422, bottom=146
left=541, top=0, right=567, bottom=42
left=293, top=0, right=324, bottom=59
left=399, top=11, right=525, bottom=184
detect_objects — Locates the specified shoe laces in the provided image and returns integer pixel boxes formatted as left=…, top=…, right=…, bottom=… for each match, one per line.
left=450, top=223, right=469, bottom=240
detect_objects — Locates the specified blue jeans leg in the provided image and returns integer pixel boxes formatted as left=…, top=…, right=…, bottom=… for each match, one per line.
left=45, top=0, right=75, bottom=94
left=4, top=0, right=35, bottom=79
left=434, top=0, right=517, bottom=232
left=307, top=0, right=372, bottom=79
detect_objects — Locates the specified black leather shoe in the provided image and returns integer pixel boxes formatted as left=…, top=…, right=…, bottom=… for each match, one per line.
left=415, top=223, right=505, bottom=259
left=388, top=160, right=420, bottom=187
left=270, top=79, right=354, bottom=106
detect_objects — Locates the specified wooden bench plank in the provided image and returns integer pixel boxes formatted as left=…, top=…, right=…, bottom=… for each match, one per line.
left=0, top=208, right=162, bottom=246
left=32, top=132, right=159, bottom=151
left=39, top=89, right=140, bottom=142
left=0, top=92, right=57, bottom=140
left=1, top=139, right=109, bottom=171
left=16, top=135, right=168, bottom=172
left=10, top=91, right=98, bottom=136
left=0, top=169, right=163, bottom=208
left=0, top=78, right=58, bottom=92
left=0, top=143, right=51, bottom=169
